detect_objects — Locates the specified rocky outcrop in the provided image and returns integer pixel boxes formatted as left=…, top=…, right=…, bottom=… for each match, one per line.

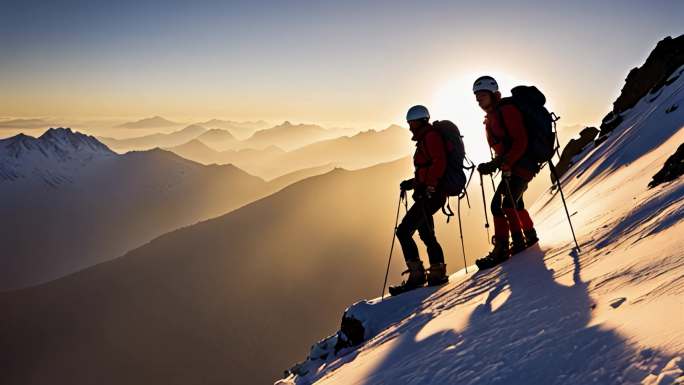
left=551, top=126, right=599, bottom=183
left=283, top=307, right=367, bottom=378
left=598, top=34, right=684, bottom=140
left=648, top=143, right=684, bottom=188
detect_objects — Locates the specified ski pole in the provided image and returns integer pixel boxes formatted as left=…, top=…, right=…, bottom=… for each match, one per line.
left=549, top=162, right=581, bottom=252
left=381, top=190, right=405, bottom=300
left=479, top=173, right=491, bottom=241
left=457, top=198, right=468, bottom=273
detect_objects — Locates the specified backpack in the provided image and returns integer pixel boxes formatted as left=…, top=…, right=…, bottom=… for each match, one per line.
left=431, top=120, right=471, bottom=196
left=497, top=85, right=559, bottom=165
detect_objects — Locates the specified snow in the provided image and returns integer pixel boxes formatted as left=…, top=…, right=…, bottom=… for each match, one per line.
left=276, top=65, right=684, bottom=385
left=0, top=127, right=116, bottom=186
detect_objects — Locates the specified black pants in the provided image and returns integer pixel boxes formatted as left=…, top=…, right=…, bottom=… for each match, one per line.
left=396, top=193, right=446, bottom=266
left=491, top=175, right=529, bottom=216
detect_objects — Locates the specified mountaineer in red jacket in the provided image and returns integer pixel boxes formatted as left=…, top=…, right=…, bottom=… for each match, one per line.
left=473, top=76, right=540, bottom=269
left=389, top=105, right=450, bottom=296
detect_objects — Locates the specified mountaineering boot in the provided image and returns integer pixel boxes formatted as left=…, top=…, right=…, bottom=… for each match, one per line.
left=524, top=228, right=539, bottom=248
left=475, top=237, right=510, bottom=270
left=510, top=232, right=527, bottom=255
left=389, top=259, right=426, bottom=296
left=427, top=263, right=448, bottom=286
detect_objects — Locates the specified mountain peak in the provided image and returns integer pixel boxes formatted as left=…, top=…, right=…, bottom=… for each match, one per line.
left=0, top=128, right=116, bottom=185
left=198, top=128, right=235, bottom=140
left=180, top=124, right=207, bottom=133
left=117, top=116, right=180, bottom=129
left=39, top=126, right=74, bottom=139
left=2, top=127, right=115, bottom=161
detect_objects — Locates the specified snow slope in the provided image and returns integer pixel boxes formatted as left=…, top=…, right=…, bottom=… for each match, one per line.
left=277, top=66, right=684, bottom=385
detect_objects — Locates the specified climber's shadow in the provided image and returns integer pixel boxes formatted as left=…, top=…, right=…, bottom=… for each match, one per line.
left=360, top=246, right=661, bottom=384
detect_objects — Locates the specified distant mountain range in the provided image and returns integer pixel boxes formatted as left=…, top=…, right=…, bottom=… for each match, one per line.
left=241, top=121, right=341, bottom=151
left=116, top=116, right=183, bottom=129
left=168, top=124, right=412, bottom=179
left=195, top=128, right=238, bottom=150
left=0, top=128, right=314, bottom=289
left=99, top=124, right=209, bottom=151
left=99, top=120, right=349, bottom=154
left=197, top=119, right=270, bottom=140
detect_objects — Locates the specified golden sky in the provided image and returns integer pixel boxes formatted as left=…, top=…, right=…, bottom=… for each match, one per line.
left=2, top=0, right=682, bottom=131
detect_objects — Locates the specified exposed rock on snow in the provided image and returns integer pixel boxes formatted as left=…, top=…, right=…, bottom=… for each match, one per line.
left=551, top=126, right=599, bottom=183
left=649, top=143, right=684, bottom=188
left=599, top=34, right=684, bottom=140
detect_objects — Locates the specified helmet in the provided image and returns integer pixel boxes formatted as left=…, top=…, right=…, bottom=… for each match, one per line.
left=473, top=76, right=499, bottom=94
left=406, top=105, right=430, bottom=122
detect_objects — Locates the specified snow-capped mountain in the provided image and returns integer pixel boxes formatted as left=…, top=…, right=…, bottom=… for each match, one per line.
left=0, top=127, right=115, bottom=185
left=0, top=129, right=281, bottom=289
left=277, top=41, right=684, bottom=385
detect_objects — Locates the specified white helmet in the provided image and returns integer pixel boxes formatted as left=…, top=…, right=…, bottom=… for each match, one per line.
left=473, top=76, right=499, bottom=94
left=406, top=105, right=430, bottom=122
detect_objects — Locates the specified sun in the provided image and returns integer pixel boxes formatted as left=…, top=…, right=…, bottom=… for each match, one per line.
left=429, top=72, right=533, bottom=164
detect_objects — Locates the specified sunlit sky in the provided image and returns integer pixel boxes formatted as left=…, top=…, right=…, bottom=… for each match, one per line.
left=2, top=0, right=682, bottom=134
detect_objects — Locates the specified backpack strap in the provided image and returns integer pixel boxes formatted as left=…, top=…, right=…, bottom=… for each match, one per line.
left=441, top=197, right=455, bottom=223
left=494, top=105, right=513, bottom=151
left=414, top=127, right=439, bottom=168
left=459, top=155, right=476, bottom=208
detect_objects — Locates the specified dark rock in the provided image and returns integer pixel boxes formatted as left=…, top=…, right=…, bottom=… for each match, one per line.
left=600, top=35, right=684, bottom=137
left=551, top=127, right=600, bottom=183
left=334, top=313, right=365, bottom=354
left=597, top=112, right=623, bottom=141
left=612, top=35, right=684, bottom=114
left=648, top=143, right=684, bottom=188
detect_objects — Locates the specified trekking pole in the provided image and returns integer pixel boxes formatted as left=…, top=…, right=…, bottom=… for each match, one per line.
left=381, top=190, right=405, bottom=300
left=549, top=162, right=581, bottom=252
left=479, top=173, right=491, bottom=241
left=457, top=198, right=468, bottom=273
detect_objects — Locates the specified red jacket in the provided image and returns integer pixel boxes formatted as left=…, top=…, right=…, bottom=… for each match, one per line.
left=485, top=103, right=534, bottom=181
left=411, top=123, right=449, bottom=188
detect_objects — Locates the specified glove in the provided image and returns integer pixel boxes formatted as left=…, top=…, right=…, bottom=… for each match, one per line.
left=477, top=161, right=498, bottom=175
left=400, top=178, right=415, bottom=191
left=477, top=156, right=505, bottom=175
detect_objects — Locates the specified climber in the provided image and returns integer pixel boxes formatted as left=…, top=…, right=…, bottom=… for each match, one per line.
left=473, top=76, right=540, bottom=269
left=389, top=105, right=450, bottom=296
